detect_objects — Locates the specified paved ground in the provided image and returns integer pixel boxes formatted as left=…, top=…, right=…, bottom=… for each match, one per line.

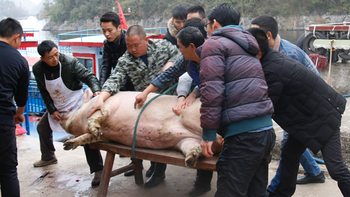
left=17, top=134, right=343, bottom=197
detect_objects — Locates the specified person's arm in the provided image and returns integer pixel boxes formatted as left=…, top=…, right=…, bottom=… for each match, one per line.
left=199, top=39, right=226, bottom=157
left=161, top=61, right=174, bottom=72
left=172, top=73, right=192, bottom=115
left=87, top=91, right=112, bottom=118
left=14, top=106, right=25, bottom=124
left=73, top=58, right=101, bottom=93
left=101, top=58, right=128, bottom=96
left=134, top=84, right=159, bottom=109
left=99, top=44, right=112, bottom=87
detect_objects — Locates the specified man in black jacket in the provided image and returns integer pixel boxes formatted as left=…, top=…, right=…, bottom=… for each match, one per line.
left=100, top=11, right=133, bottom=91
left=0, top=17, right=29, bottom=197
left=163, top=4, right=187, bottom=46
left=33, top=40, right=104, bottom=187
left=247, top=27, right=350, bottom=197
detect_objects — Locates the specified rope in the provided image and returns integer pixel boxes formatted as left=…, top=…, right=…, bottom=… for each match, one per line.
left=131, top=82, right=178, bottom=158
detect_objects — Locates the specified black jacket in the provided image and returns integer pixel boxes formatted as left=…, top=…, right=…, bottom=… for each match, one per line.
left=163, top=29, right=177, bottom=47
left=261, top=48, right=346, bottom=154
left=100, top=29, right=127, bottom=87
left=33, top=53, right=101, bottom=114
left=0, top=41, right=29, bottom=126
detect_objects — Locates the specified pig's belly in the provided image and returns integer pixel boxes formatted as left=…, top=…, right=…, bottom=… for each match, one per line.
left=100, top=123, right=201, bottom=149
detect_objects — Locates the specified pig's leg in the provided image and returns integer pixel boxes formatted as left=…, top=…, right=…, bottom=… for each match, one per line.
left=87, top=107, right=110, bottom=138
left=175, top=138, right=202, bottom=167
left=63, top=133, right=104, bottom=150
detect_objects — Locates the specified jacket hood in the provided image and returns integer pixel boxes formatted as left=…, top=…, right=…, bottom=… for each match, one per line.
left=167, top=18, right=179, bottom=38
left=213, top=27, right=260, bottom=56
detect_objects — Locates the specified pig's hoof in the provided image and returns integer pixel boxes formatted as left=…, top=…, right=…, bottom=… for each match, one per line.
left=185, top=147, right=201, bottom=167
left=63, top=140, right=79, bottom=150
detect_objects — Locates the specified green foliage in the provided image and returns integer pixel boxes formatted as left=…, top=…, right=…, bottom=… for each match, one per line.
left=0, top=0, right=28, bottom=18
left=39, top=0, right=350, bottom=23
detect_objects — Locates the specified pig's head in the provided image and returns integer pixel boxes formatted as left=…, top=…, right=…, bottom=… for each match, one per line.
left=60, top=88, right=94, bottom=136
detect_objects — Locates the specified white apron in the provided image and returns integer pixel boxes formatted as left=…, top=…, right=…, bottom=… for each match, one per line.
left=45, top=62, right=83, bottom=133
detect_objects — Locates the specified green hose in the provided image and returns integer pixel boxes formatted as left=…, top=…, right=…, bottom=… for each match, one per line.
left=132, top=82, right=178, bottom=158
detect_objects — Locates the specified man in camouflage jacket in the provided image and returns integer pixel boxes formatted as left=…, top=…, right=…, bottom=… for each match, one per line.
left=87, top=25, right=181, bottom=188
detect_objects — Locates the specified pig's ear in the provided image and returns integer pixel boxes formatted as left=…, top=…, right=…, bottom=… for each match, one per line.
left=83, top=88, right=93, bottom=103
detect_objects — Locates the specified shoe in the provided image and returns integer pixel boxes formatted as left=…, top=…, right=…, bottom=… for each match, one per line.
left=296, top=172, right=325, bottom=184
left=33, top=157, right=58, bottom=167
left=91, top=171, right=102, bottom=187
left=146, top=162, right=155, bottom=177
left=144, top=163, right=166, bottom=188
left=266, top=190, right=276, bottom=197
left=124, top=169, right=134, bottom=176
left=188, top=185, right=211, bottom=196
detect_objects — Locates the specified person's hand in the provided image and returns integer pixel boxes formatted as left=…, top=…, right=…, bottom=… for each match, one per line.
left=52, top=111, right=61, bottom=121
left=14, top=113, right=25, bottom=124
left=200, top=140, right=214, bottom=157
left=134, top=92, right=148, bottom=109
left=172, top=97, right=186, bottom=116
left=87, top=97, right=105, bottom=117
left=93, top=91, right=100, bottom=97
left=183, top=92, right=197, bottom=108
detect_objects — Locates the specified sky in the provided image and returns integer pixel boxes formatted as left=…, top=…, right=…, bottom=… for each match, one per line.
left=31, top=0, right=41, bottom=5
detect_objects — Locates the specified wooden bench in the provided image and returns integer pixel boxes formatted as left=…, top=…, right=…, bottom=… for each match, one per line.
left=89, top=142, right=218, bottom=197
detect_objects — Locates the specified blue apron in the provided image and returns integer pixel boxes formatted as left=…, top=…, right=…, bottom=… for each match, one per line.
left=190, top=62, right=200, bottom=86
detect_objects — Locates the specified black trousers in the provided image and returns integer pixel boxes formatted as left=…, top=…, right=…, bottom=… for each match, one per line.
left=276, top=129, right=350, bottom=197
left=215, top=128, right=276, bottom=197
left=37, top=112, right=103, bottom=173
left=0, top=124, right=20, bottom=197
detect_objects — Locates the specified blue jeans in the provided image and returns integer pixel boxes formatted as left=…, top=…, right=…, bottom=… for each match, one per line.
left=267, top=131, right=322, bottom=193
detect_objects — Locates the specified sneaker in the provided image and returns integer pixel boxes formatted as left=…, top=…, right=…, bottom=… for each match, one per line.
left=91, top=171, right=102, bottom=187
left=33, top=158, right=58, bottom=167
left=296, top=172, right=325, bottom=184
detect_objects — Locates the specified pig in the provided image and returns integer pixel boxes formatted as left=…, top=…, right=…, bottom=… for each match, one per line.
left=61, top=89, right=222, bottom=167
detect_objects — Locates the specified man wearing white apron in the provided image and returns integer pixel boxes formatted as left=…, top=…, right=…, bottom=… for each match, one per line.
left=32, top=40, right=103, bottom=187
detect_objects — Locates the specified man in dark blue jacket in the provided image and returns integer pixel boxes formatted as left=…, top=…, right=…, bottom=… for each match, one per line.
left=0, top=18, right=29, bottom=197
left=248, top=27, right=350, bottom=197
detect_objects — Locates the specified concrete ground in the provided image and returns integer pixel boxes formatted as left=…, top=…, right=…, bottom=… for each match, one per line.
left=17, top=133, right=343, bottom=197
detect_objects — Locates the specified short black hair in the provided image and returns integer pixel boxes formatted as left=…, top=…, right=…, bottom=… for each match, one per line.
left=251, top=15, right=278, bottom=39
left=184, top=17, right=207, bottom=38
left=246, top=28, right=270, bottom=54
left=207, top=3, right=240, bottom=27
left=187, top=5, right=206, bottom=19
left=177, top=26, right=204, bottom=48
left=0, top=17, right=23, bottom=38
left=100, top=11, right=121, bottom=28
left=37, top=40, right=58, bottom=57
left=126, top=25, right=146, bottom=40
left=172, top=5, right=188, bottom=20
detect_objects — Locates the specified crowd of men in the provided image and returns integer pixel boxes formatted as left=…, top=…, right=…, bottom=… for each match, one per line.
left=1, top=3, right=350, bottom=197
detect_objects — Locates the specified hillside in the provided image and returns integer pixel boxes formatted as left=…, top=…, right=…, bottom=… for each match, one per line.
left=38, top=0, right=350, bottom=24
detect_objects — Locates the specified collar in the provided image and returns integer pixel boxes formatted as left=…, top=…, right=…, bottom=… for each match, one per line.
left=167, top=18, right=179, bottom=38
left=212, top=25, right=245, bottom=35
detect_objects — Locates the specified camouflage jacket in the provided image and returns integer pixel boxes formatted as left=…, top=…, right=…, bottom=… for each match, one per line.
left=102, top=39, right=181, bottom=95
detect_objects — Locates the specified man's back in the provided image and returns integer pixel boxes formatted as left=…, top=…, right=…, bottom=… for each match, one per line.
left=0, top=41, right=29, bottom=126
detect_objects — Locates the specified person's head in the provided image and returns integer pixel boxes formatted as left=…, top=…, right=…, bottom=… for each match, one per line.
left=177, top=26, right=204, bottom=61
left=251, top=15, right=278, bottom=48
left=0, top=18, right=23, bottom=49
left=206, top=3, right=240, bottom=36
left=126, top=25, right=148, bottom=57
left=172, top=5, right=188, bottom=31
left=100, top=11, right=122, bottom=42
left=183, top=17, right=207, bottom=39
left=246, top=28, right=270, bottom=59
left=38, top=40, right=59, bottom=67
left=187, top=5, right=206, bottom=20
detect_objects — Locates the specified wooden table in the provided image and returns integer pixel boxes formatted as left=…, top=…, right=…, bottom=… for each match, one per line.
left=89, top=142, right=218, bottom=197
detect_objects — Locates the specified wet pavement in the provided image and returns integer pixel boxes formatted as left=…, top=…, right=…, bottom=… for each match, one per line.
left=17, top=132, right=343, bottom=197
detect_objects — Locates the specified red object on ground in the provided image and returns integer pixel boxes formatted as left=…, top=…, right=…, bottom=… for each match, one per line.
left=309, top=54, right=327, bottom=70
left=16, top=124, right=27, bottom=135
